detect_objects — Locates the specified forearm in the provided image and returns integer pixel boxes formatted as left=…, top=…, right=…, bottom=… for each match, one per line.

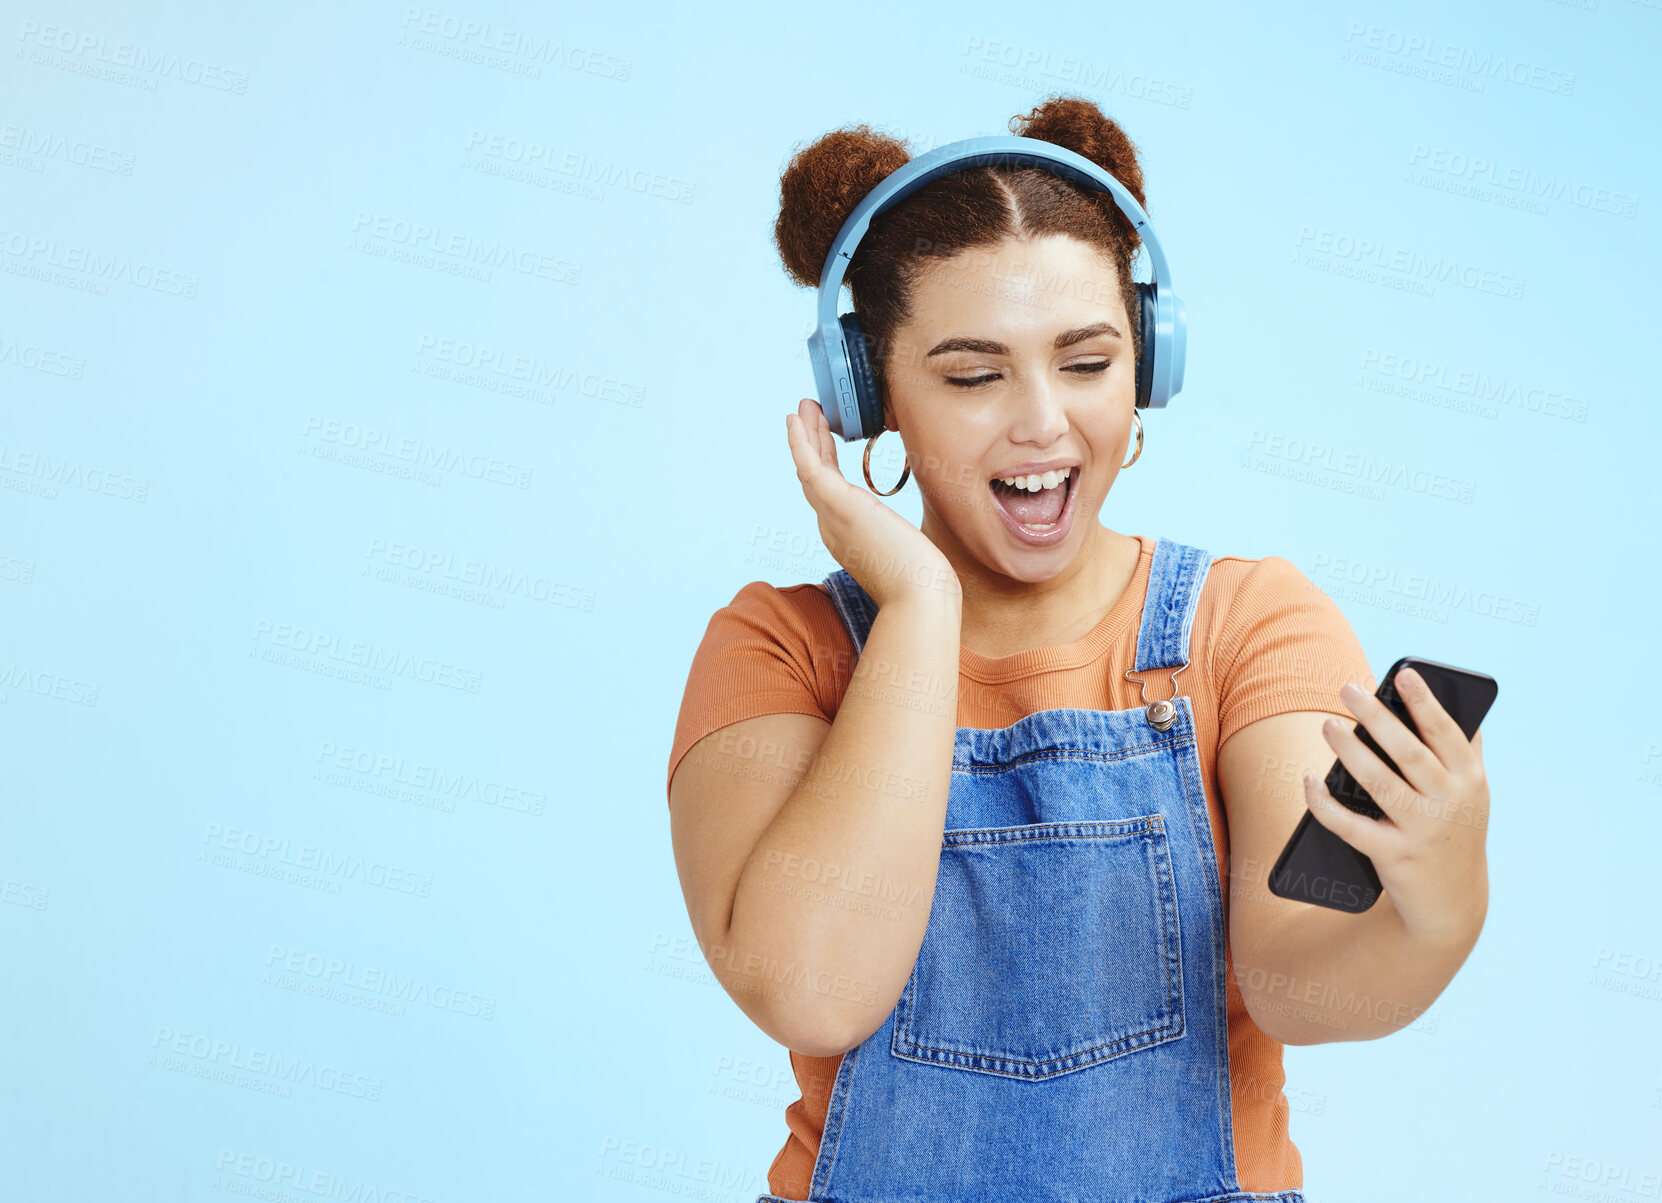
left=1234, top=878, right=1486, bottom=1045
left=723, top=587, right=962, bottom=1052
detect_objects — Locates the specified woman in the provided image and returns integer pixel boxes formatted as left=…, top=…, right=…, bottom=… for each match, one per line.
left=667, top=96, right=1490, bottom=1203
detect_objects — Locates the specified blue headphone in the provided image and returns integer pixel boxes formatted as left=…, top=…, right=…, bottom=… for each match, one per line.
left=805, top=134, right=1188, bottom=442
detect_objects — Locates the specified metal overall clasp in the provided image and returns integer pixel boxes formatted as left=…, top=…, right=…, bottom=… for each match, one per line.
left=1124, top=661, right=1189, bottom=732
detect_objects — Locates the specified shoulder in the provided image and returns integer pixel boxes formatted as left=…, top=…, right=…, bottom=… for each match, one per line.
left=1194, top=548, right=1358, bottom=674
left=690, top=578, right=855, bottom=695
left=668, top=580, right=850, bottom=806
left=706, top=579, right=842, bottom=641
left=1200, top=549, right=1331, bottom=612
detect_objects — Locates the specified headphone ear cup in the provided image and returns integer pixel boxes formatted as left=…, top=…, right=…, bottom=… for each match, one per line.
left=839, top=312, right=884, bottom=438
left=1134, top=282, right=1156, bottom=410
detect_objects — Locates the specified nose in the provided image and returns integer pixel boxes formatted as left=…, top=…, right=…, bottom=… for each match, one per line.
left=1005, top=371, right=1070, bottom=449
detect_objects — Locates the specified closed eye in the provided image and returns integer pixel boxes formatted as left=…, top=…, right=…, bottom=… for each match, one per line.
left=946, top=362, right=1112, bottom=389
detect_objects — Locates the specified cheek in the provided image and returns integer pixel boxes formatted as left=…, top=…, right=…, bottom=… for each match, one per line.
left=903, top=443, right=998, bottom=519
left=920, top=462, right=995, bottom=518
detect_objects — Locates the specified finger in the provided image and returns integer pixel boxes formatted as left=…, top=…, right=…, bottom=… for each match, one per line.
left=1321, top=714, right=1423, bottom=824
left=1338, top=681, right=1446, bottom=799
left=1302, top=768, right=1400, bottom=861
left=786, top=410, right=826, bottom=488
left=789, top=404, right=857, bottom=515
left=817, top=412, right=837, bottom=467
left=786, top=409, right=807, bottom=465
left=1395, top=667, right=1477, bottom=774
left=800, top=397, right=838, bottom=468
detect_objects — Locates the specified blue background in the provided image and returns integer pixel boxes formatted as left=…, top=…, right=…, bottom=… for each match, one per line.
left=3, top=0, right=1658, bottom=1199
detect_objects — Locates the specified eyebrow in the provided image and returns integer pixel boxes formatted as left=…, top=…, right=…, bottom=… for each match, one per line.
left=925, top=322, right=1124, bottom=357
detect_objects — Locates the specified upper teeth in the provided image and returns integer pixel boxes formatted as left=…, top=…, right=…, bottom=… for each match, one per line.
left=999, top=470, right=1069, bottom=492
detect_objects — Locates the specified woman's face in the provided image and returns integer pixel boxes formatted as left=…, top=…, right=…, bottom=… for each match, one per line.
left=881, top=233, right=1138, bottom=586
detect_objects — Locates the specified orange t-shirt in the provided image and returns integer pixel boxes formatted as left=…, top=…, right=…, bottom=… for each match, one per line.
left=666, top=533, right=1376, bottom=1199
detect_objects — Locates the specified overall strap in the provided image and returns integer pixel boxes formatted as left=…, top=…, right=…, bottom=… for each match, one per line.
left=821, top=569, right=880, bottom=656
left=1132, top=537, right=1214, bottom=682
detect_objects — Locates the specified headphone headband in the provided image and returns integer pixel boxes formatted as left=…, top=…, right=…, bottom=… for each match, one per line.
left=814, top=135, right=1172, bottom=316
left=805, top=133, right=1187, bottom=440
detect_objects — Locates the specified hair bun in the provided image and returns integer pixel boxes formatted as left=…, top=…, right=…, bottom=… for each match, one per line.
left=773, top=124, right=913, bottom=289
left=1010, top=95, right=1145, bottom=254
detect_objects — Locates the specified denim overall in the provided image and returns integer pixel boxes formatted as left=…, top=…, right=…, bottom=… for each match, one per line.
left=758, top=537, right=1305, bottom=1203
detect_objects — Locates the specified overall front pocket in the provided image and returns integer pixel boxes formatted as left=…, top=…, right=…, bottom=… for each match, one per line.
left=890, top=815, right=1184, bottom=1080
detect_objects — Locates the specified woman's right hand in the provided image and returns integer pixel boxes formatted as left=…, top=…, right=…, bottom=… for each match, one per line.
left=786, top=398, right=960, bottom=611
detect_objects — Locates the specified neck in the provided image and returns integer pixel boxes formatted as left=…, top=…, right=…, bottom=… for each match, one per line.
left=925, top=517, right=1139, bottom=660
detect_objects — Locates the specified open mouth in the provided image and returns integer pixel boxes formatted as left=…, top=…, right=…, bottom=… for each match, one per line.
left=988, top=467, right=1075, bottom=533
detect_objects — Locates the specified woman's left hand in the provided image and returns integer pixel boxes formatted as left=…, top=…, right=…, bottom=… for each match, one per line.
left=1301, top=666, right=1490, bottom=950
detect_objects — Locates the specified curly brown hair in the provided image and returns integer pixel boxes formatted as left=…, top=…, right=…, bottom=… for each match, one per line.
left=772, top=94, right=1148, bottom=410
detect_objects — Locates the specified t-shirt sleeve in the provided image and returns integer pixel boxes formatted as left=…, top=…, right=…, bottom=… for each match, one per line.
left=665, top=582, right=844, bottom=807
left=1211, top=555, right=1378, bottom=747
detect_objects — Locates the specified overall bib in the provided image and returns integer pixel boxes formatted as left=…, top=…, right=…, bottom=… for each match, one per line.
left=758, top=537, right=1306, bottom=1203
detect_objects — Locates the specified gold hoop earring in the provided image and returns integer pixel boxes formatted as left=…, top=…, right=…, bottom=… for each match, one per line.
left=1121, top=411, right=1144, bottom=469
left=863, top=429, right=910, bottom=495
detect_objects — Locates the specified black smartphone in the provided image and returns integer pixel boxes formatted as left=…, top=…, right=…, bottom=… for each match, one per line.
left=1267, top=655, right=1499, bottom=913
